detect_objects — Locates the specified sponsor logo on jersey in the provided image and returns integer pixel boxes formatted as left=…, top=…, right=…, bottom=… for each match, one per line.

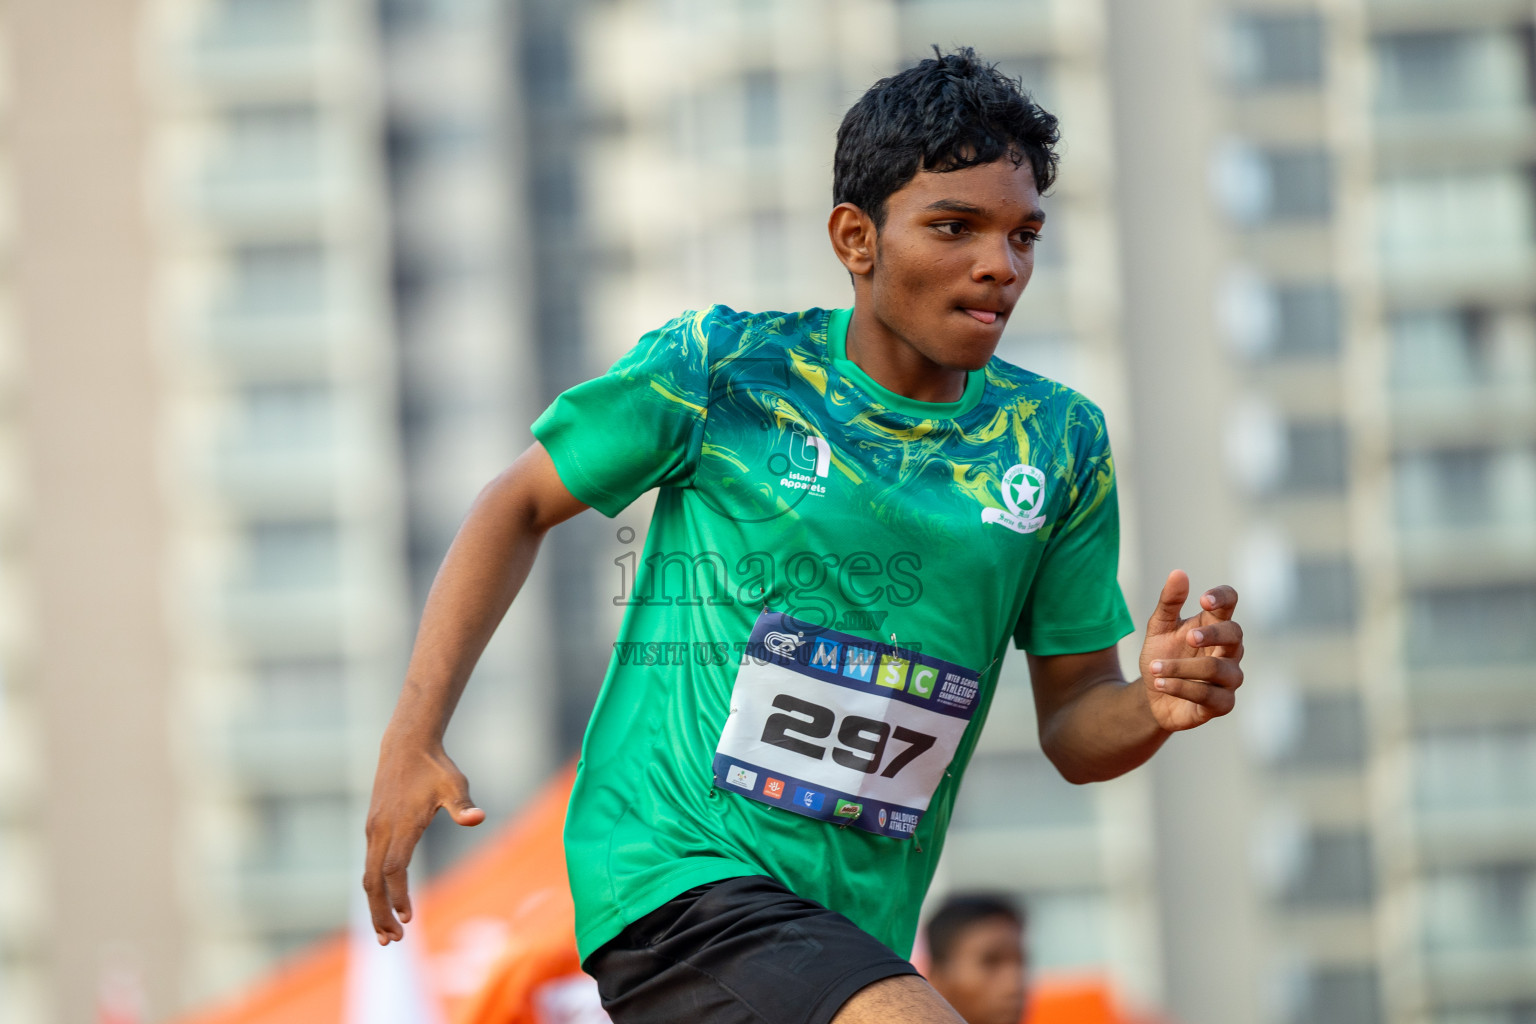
left=834, top=799, right=862, bottom=820
left=908, top=664, right=939, bottom=699
left=794, top=786, right=825, bottom=811
left=876, top=655, right=910, bottom=691
left=842, top=646, right=877, bottom=683
left=725, top=764, right=758, bottom=790
left=779, top=424, right=831, bottom=499
left=982, top=463, right=1047, bottom=534
left=762, top=631, right=804, bottom=657
left=763, top=777, right=785, bottom=800
left=808, top=637, right=841, bottom=673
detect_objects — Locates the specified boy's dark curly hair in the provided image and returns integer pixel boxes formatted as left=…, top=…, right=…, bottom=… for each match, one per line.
left=834, top=47, right=1060, bottom=228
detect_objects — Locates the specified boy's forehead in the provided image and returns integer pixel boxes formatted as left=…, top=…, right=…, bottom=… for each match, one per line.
left=890, top=159, right=1042, bottom=216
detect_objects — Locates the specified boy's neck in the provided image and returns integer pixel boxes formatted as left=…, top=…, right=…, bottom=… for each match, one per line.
left=844, top=303, right=969, bottom=405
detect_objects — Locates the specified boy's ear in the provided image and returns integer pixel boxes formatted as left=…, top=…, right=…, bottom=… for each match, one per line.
left=827, top=202, right=876, bottom=277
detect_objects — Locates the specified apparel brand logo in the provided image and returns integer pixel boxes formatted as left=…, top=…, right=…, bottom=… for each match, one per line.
left=778, top=423, right=830, bottom=500
left=982, top=464, right=1047, bottom=535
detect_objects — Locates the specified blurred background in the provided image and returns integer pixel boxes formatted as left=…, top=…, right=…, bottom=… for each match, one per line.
left=0, top=0, right=1533, bottom=1021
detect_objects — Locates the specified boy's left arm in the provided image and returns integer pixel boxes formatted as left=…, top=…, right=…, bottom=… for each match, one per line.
left=1027, top=569, right=1245, bottom=784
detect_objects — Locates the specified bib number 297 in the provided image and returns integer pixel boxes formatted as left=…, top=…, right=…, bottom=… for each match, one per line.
left=761, top=694, right=936, bottom=778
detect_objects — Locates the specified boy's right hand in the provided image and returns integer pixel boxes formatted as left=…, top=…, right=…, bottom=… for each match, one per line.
left=362, top=737, right=484, bottom=943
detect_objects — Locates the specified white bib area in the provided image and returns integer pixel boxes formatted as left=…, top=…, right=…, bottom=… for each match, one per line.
left=712, top=610, right=982, bottom=839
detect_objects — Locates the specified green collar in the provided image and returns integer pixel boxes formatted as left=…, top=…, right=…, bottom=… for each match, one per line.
left=826, top=307, right=986, bottom=420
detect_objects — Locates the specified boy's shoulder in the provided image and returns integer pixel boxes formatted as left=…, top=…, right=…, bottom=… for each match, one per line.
left=982, top=351, right=1102, bottom=417
left=664, top=304, right=831, bottom=363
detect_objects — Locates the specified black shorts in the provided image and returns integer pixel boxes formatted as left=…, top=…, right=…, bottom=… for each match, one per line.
left=581, top=874, right=920, bottom=1024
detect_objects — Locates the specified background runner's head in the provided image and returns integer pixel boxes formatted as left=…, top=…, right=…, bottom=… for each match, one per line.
left=925, top=892, right=1029, bottom=1024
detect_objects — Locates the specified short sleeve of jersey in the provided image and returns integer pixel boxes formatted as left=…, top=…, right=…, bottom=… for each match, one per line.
left=1012, top=399, right=1136, bottom=655
left=531, top=310, right=711, bottom=518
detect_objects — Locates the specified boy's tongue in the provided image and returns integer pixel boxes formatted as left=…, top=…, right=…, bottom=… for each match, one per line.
left=963, top=308, right=998, bottom=325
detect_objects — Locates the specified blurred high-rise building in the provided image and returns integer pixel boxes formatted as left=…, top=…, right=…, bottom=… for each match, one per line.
left=0, top=0, right=564, bottom=1020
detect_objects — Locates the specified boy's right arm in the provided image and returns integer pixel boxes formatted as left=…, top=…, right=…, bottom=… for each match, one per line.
left=362, top=441, right=589, bottom=943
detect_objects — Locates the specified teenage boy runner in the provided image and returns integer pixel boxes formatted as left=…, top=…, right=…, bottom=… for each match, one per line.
left=364, top=48, right=1246, bottom=1024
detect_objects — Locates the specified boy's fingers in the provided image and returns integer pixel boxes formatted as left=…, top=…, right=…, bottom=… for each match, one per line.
left=1149, top=657, right=1242, bottom=689
left=1151, top=676, right=1236, bottom=716
left=1199, top=585, right=1239, bottom=620
left=1186, top=620, right=1243, bottom=650
left=1147, top=569, right=1189, bottom=633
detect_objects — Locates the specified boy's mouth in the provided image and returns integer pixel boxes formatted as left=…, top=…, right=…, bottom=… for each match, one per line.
left=962, top=308, right=1000, bottom=325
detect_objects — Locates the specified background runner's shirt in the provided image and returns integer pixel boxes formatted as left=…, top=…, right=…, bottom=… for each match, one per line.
left=532, top=305, right=1135, bottom=962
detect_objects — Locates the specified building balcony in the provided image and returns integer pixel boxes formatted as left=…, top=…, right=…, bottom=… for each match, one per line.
left=1374, top=108, right=1536, bottom=171
left=1416, top=808, right=1536, bottom=866
left=208, top=442, right=339, bottom=516
left=195, top=169, right=334, bottom=227
left=1389, top=383, right=1536, bottom=447
left=1422, top=947, right=1536, bottom=1006
left=1396, top=525, right=1536, bottom=587
left=222, top=720, right=353, bottom=793
left=1367, top=0, right=1535, bottom=32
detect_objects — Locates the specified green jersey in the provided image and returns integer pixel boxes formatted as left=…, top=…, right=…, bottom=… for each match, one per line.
left=531, top=305, right=1134, bottom=961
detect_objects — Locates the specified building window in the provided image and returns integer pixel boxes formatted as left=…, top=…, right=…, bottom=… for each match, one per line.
left=1395, top=448, right=1497, bottom=529
left=950, top=751, right=1095, bottom=829
left=1274, top=284, right=1341, bottom=357
left=220, top=104, right=320, bottom=180
left=1388, top=309, right=1493, bottom=389
left=1373, top=29, right=1530, bottom=117
left=1284, top=966, right=1381, bottom=1024
left=1417, top=726, right=1536, bottom=812
left=1407, top=584, right=1536, bottom=667
left=1228, top=12, right=1325, bottom=89
left=1273, top=693, right=1366, bottom=771
left=742, top=70, right=778, bottom=147
left=239, top=381, right=333, bottom=449
left=225, top=241, right=326, bottom=317
left=1281, top=420, right=1349, bottom=493
left=1423, top=863, right=1536, bottom=953
left=250, top=658, right=348, bottom=728
left=1266, top=149, right=1333, bottom=220
left=1278, top=829, right=1375, bottom=908
left=1378, top=172, right=1535, bottom=275
left=1288, top=558, right=1356, bottom=631
left=1214, top=143, right=1333, bottom=224
left=246, top=520, right=340, bottom=587
left=206, top=0, right=313, bottom=47
left=248, top=793, right=353, bottom=871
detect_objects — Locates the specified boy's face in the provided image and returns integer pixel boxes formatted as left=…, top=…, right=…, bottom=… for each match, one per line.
left=928, top=915, right=1029, bottom=1024
left=836, top=156, right=1044, bottom=372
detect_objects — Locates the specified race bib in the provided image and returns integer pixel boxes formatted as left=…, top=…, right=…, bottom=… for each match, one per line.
left=712, top=610, right=982, bottom=839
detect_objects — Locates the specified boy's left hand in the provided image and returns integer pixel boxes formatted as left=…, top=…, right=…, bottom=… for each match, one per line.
left=1139, top=569, right=1245, bottom=732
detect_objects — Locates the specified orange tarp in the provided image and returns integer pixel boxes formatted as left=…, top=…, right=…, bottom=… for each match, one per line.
left=176, top=766, right=1159, bottom=1024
